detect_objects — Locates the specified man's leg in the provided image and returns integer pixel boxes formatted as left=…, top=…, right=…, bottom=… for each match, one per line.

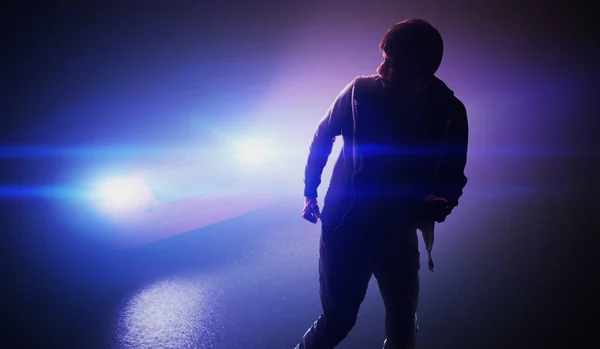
left=295, top=221, right=374, bottom=349
left=373, top=227, right=420, bottom=349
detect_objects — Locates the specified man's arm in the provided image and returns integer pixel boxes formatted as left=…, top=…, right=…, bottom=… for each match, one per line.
left=303, top=80, right=355, bottom=199
left=434, top=99, right=469, bottom=208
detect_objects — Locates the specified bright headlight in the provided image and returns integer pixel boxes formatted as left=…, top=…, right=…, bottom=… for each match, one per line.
left=235, top=139, right=274, bottom=164
left=91, top=176, right=150, bottom=210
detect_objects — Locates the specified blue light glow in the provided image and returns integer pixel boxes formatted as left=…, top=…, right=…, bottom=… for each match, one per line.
left=91, top=176, right=153, bottom=211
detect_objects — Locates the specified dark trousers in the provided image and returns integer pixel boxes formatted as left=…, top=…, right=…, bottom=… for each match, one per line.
left=295, top=207, right=420, bottom=349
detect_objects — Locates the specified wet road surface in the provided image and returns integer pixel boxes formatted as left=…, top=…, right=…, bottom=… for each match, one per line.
left=3, top=192, right=595, bottom=349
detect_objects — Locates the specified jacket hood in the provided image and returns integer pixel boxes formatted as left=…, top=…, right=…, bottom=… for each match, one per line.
left=429, top=76, right=456, bottom=100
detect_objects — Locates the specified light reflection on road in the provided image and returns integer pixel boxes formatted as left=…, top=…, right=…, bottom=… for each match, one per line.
left=113, top=275, right=221, bottom=349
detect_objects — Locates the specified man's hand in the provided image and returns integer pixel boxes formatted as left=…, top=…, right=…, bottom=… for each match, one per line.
left=302, top=197, right=321, bottom=224
left=422, top=194, right=452, bottom=223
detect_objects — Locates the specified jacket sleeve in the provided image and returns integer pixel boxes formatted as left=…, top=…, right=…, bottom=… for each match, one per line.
left=303, top=80, right=355, bottom=198
left=434, top=99, right=469, bottom=207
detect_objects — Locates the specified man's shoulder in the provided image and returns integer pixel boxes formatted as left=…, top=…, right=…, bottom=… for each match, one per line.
left=354, top=74, right=381, bottom=81
left=430, top=77, right=467, bottom=118
left=444, top=94, right=466, bottom=116
left=350, top=74, right=382, bottom=98
left=353, top=74, right=381, bottom=86
left=441, top=95, right=467, bottom=127
left=446, top=94, right=467, bottom=120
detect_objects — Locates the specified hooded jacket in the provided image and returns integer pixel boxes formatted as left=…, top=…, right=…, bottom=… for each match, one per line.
left=303, top=74, right=468, bottom=270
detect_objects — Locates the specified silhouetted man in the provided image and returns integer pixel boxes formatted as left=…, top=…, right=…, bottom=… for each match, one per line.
left=297, top=19, right=469, bottom=349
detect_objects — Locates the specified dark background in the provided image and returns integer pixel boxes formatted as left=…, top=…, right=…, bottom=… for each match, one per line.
left=2, top=0, right=599, bottom=348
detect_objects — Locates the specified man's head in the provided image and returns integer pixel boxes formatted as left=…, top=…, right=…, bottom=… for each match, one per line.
left=377, top=19, right=444, bottom=91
